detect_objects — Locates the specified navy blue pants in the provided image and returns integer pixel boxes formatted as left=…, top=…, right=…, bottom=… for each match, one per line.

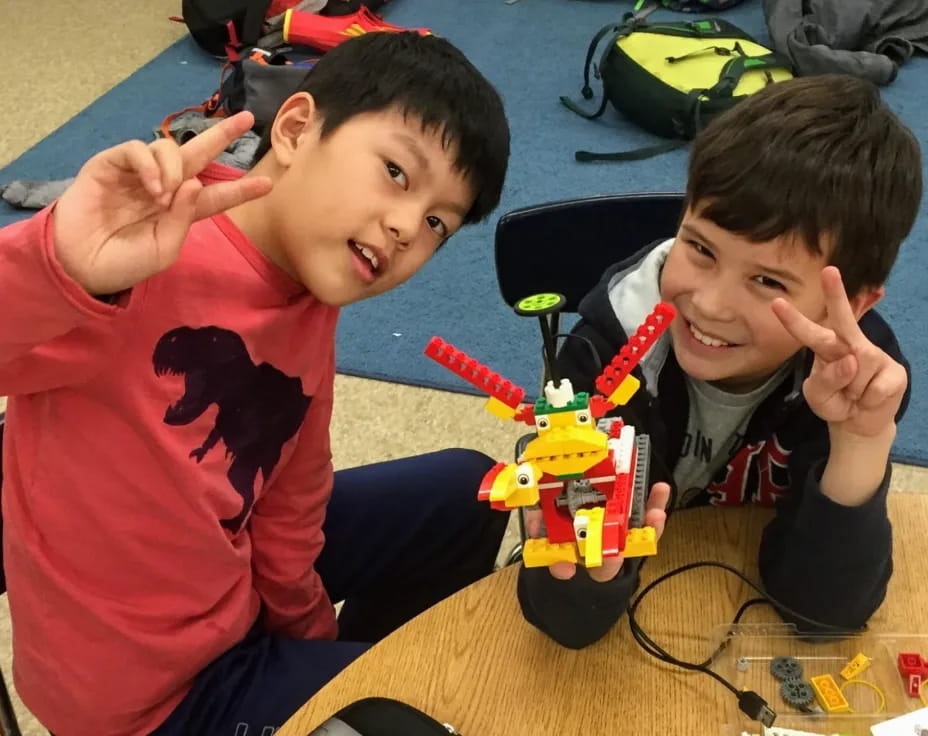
left=152, top=448, right=506, bottom=735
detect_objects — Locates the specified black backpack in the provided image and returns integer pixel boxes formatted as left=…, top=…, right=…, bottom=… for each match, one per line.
left=562, top=13, right=794, bottom=162
left=182, top=0, right=272, bottom=57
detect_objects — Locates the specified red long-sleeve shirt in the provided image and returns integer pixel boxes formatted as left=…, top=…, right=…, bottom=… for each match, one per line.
left=0, top=163, right=339, bottom=735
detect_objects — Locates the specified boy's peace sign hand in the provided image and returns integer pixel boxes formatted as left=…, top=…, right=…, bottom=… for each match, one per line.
left=53, top=111, right=272, bottom=296
left=524, top=482, right=671, bottom=583
left=771, top=266, right=906, bottom=439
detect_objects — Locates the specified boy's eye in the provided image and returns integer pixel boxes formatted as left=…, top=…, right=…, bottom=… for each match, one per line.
left=688, top=240, right=714, bottom=259
left=426, top=215, right=448, bottom=238
left=385, top=161, right=408, bottom=188
left=754, top=275, right=787, bottom=291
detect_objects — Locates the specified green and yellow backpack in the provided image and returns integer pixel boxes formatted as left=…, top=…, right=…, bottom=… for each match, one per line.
left=562, top=14, right=794, bottom=162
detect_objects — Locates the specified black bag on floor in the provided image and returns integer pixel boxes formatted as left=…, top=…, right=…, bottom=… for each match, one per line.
left=182, top=0, right=272, bottom=57
left=563, top=13, right=794, bottom=162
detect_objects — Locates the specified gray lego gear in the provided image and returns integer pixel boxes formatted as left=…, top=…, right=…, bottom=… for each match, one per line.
left=780, top=678, right=814, bottom=708
left=770, top=656, right=803, bottom=681
left=555, top=478, right=605, bottom=518
left=736, top=656, right=749, bottom=672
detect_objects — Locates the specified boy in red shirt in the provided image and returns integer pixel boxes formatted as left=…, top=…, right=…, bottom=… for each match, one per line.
left=0, top=31, right=510, bottom=735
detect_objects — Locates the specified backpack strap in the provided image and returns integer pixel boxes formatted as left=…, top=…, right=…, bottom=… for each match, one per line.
left=559, top=7, right=657, bottom=121
left=705, top=52, right=792, bottom=99
left=575, top=139, right=689, bottom=162
left=559, top=21, right=625, bottom=120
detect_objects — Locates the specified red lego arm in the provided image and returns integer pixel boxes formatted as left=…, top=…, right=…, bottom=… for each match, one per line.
left=595, top=302, right=675, bottom=400
left=424, top=336, right=526, bottom=411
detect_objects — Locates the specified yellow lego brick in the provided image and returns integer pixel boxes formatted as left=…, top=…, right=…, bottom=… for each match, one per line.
left=810, top=674, right=851, bottom=714
left=623, top=526, right=657, bottom=557
left=575, top=508, right=605, bottom=567
left=606, top=374, right=641, bottom=406
left=484, top=396, right=517, bottom=420
left=521, top=427, right=608, bottom=476
left=840, top=652, right=872, bottom=681
left=523, top=539, right=578, bottom=568
left=487, top=464, right=538, bottom=508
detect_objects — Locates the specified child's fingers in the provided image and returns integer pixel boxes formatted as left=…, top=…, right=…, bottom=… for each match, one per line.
left=549, top=561, right=577, bottom=580
left=646, top=482, right=671, bottom=513
left=524, top=509, right=543, bottom=539
left=152, top=178, right=202, bottom=269
left=771, top=298, right=847, bottom=362
left=107, top=140, right=164, bottom=198
left=647, top=507, right=668, bottom=542
left=856, top=360, right=908, bottom=412
left=804, top=354, right=857, bottom=407
left=588, top=554, right=624, bottom=583
left=192, top=175, right=273, bottom=222
left=180, top=111, right=256, bottom=179
left=842, top=349, right=883, bottom=402
left=149, top=139, right=185, bottom=206
left=821, top=266, right=867, bottom=348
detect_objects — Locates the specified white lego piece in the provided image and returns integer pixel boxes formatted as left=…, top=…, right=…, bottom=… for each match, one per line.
left=543, top=378, right=575, bottom=408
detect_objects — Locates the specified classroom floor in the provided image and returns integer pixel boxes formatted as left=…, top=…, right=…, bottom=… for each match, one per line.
left=2, top=2, right=927, bottom=733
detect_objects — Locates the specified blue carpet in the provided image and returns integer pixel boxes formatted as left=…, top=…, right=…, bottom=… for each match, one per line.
left=2, top=0, right=927, bottom=465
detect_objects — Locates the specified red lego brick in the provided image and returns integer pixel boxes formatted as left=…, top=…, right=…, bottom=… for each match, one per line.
left=898, top=652, right=927, bottom=678
left=477, top=462, right=507, bottom=505
left=424, top=337, right=525, bottom=409
left=594, top=302, right=675, bottom=398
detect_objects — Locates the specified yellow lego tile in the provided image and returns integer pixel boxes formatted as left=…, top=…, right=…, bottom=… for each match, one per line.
left=575, top=508, right=604, bottom=567
left=623, top=526, right=657, bottom=557
left=840, top=652, right=872, bottom=681
left=484, top=396, right=517, bottom=420
left=606, top=374, right=641, bottom=406
left=523, top=539, right=578, bottom=568
left=810, top=674, right=851, bottom=714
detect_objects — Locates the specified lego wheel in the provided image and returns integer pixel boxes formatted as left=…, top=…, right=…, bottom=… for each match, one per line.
left=514, top=293, right=566, bottom=317
left=780, top=679, right=814, bottom=708
left=770, top=656, right=803, bottom=681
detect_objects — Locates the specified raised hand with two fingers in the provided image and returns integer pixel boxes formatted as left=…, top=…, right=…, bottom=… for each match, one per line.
left=770, top=266, right=906, bottom=440
left=52, top=111, right=273, bottom=297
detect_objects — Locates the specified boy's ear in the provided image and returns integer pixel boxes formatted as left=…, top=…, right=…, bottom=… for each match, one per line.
left=269, top=92, right=320, bottom=168
left=848, top=284, right=884, bottom=321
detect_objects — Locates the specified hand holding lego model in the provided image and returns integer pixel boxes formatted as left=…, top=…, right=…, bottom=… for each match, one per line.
left=771, top=266, right=906, bottom=440
left=523, top=481, right=670, bottom=582
left=425, top=299, right=677, bottom=573
left=53, top=111, right=272, bottom=296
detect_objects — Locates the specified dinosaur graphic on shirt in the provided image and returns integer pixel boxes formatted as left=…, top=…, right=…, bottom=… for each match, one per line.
left=153, top=326, right=311, bottom=532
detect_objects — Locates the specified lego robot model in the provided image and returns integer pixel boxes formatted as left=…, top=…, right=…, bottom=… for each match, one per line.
left=424, top=297, right=675, bottom=569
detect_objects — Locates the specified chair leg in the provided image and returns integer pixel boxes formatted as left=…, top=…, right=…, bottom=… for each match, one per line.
left=0, top=670, right=21, bottom=736
left=504, top=540, right=523, bottom=567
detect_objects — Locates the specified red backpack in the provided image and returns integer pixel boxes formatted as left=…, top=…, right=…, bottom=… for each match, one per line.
left=179, top=0, right=390, bottom=58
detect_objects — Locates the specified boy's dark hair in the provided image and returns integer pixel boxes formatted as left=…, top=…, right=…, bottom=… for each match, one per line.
left=253, top=31, right=510, bottom=224
left=685, top=74, right=922, bottom=296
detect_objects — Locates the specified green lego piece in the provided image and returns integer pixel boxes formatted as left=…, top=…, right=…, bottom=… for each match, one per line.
left=534, top=392, right=591, bottom=415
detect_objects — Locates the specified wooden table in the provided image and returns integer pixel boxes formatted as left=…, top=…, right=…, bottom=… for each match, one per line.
left=279, top=493, right=928, bottom=736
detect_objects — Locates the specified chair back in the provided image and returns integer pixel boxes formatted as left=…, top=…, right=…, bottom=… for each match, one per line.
left=494, top=192, right=685, bottom=312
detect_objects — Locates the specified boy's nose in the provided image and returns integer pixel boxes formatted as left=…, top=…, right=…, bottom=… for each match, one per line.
left=690, top=288, right=736, bottom=322
left=385, top=205, right=421, bottom=249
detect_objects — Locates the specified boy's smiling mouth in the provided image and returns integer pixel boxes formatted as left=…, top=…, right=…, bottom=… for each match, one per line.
left=348, top=239, right=386, bottom=283
left=686, top=319, right=739, bottom=348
